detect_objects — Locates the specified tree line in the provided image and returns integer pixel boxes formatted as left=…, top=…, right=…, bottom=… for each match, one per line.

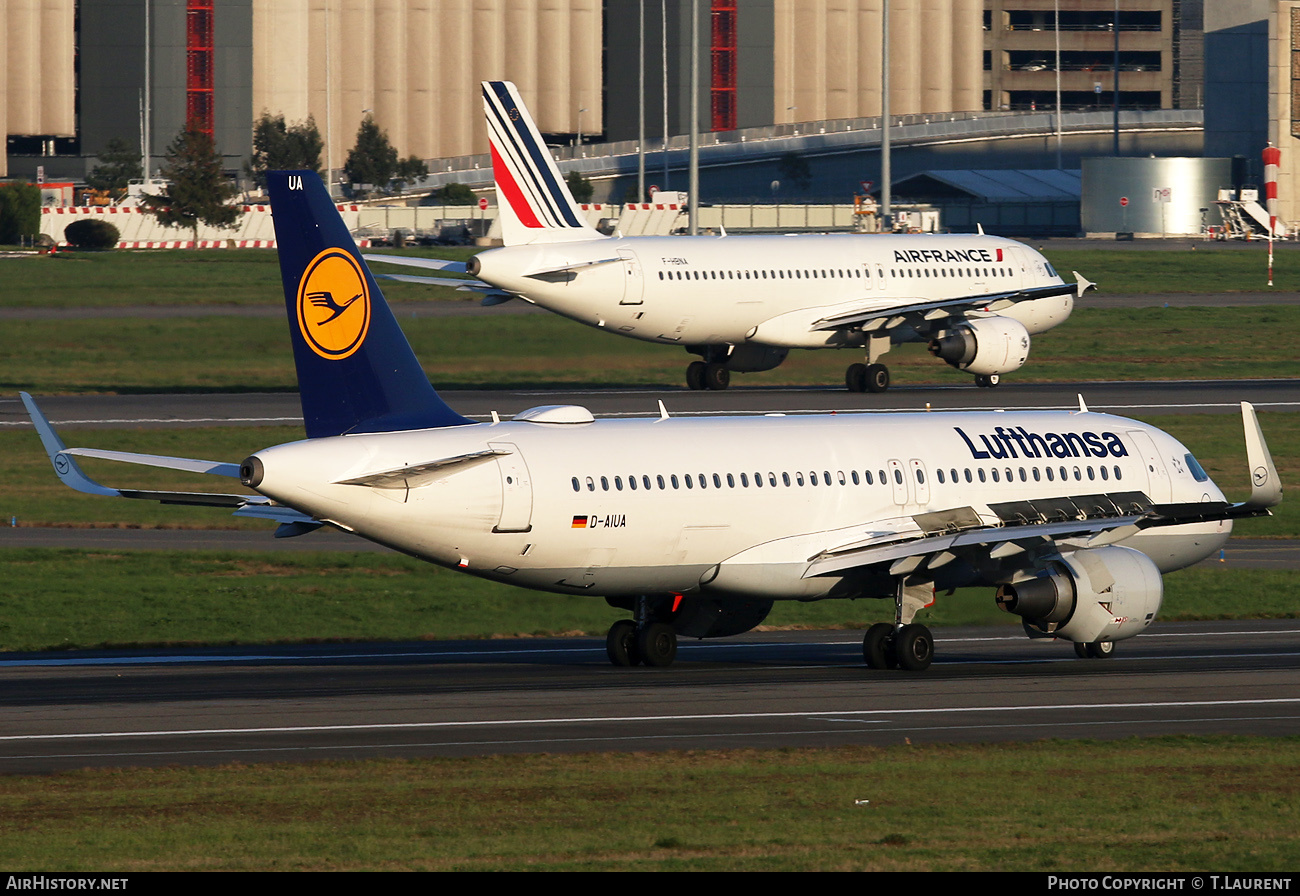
left=4, top=110, right=594, bottom=246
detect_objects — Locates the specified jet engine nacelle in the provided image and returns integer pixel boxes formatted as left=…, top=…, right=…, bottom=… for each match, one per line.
left=994, top=545, right=1164, bottom=645
left=928, top=316, right=1031, bottom=376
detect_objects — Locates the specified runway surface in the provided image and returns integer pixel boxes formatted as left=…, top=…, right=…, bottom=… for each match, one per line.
left=0, top=620, right=1296, bottom=774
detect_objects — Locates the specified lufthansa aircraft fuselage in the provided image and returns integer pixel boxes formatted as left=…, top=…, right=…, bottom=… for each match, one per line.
left=244, top=408, right=1229, bottom=601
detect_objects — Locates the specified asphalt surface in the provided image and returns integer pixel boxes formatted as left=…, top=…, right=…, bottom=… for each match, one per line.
left=1, top=621, right=1296, bottom=773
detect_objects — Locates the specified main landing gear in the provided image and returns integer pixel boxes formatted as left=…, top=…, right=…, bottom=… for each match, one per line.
left=974, top=374, right=1001, bottom=388
left=686, top=360, right=730, bottom=391
left=606, top=598, right=680, bottom=668
left=863, top=577, right=935, bottom=671
left=845, top=362, right=890, bottom=393
left=1073, top=640, right=1115, bottom=659
left=862, top=622, right=935, bottom=671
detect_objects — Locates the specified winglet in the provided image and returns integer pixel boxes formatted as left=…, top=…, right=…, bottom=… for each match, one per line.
left=20, top=392, right=120, bottom=497
left=1241, top=402, right=1282, bottom=509
left=1073, top=271, right=1095, bottom=298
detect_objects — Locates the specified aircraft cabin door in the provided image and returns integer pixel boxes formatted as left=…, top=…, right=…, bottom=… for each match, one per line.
left=908, top=459, right=931, bottom=506
left=619, top=248, right=644, bottom=305
left=488, top=441, right=534, bottom=532
left=887, top=459, right=908, bottom=506
left=1127, top=431, right=1173, bottom=504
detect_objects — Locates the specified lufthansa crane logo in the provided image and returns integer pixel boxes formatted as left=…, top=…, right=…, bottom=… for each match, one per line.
left=296, top=248, right=371, bottom=360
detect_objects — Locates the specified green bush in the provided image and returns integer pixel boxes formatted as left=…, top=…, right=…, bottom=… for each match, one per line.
left=62, top=218, right=120, bottom=249
left=0, top=182, right=41, bottom=244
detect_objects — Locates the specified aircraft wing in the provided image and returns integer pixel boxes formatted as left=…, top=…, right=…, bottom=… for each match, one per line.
left=809, top=272, right=1093, bottom=334
left=806, top=402, right=1280, bottom=580
left=21, top=393, right=322, bottom=537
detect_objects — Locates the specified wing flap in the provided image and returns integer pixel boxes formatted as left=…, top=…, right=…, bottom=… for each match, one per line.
left=810, top=274, right=1089, bottom=333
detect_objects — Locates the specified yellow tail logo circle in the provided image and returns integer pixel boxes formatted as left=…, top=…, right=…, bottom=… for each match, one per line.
left=296, top=249, right=371, bottom=360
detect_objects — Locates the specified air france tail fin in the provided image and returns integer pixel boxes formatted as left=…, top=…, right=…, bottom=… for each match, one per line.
left=482, top=80, right=604, bottom=246
left=267, top=170, right=474, bottom=438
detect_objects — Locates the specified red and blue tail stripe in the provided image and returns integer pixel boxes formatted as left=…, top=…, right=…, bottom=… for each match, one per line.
left=482, top=80, right=602, bottom=244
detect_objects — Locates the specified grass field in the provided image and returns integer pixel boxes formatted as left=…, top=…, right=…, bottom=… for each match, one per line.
left=1, top=736, right=1296, bottom=870
left=0, top=548, right=1294, bottom=652
left=4, top=304, right=1299, bottom=393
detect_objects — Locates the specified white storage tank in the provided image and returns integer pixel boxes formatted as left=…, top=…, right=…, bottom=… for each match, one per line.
left=1082, top=157, right=1235, bottom=236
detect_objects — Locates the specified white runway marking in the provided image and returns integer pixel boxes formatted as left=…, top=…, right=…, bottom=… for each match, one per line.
left=4, top=698, right=1299, bottom=744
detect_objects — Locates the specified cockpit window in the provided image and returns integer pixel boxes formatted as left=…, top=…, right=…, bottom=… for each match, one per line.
left=1185, top=453, right=1209, bottom=482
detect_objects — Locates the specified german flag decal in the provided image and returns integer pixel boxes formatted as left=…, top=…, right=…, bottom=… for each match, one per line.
left=571, top=515, right=588, bottom=528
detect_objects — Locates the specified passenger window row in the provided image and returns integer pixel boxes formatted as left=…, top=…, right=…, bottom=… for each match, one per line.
left=659, top=268, right=867, bottom=281
left=569, top=463, right=1123, bottom=493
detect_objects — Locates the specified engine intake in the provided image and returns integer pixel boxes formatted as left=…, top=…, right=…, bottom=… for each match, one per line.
left=928, top=316, right=1031, bottom=376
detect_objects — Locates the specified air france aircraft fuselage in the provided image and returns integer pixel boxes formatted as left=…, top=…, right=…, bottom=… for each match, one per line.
left=25, top=169, right=1280, bottom=674
left=367, top=81, right=1089, bottom=394
left=467, top=232, right=1074, bottom=391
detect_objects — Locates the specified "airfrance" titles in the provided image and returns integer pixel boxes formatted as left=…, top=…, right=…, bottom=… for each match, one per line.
left=893, top=248, right=1003, bottom=264
left=954, top=426, right=1129, bottom=460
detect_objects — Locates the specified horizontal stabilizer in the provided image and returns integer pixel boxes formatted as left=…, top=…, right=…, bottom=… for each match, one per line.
left=370, top=272, right=497, bottom=292
left=363, top=254, right=469, bottom=274
left=335, top=448, right=509, bottom=489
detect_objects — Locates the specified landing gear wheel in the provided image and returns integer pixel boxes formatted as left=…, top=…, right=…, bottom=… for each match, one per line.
left=862, top=623, right=898, bottom=670
left=865, top=363, right=890, bottom=393
left=974, top=374, right=1001, bottom=388
left=704, top=363, right=731, bottom=391
left=606, top=619, right=641, bottom=667
left=1087, top=640, right=1115, bottom=659
left=1072, top=640, right=1115, bottom=659
left=893, top=623, right=934, bottom=671
left=637, top=622, right=678, bottom=667
left=686, top=361, right=706, bottom=391
left=846, top=363, right=867, bottom=393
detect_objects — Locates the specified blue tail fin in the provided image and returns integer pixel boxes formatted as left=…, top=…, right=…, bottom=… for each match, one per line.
left=267, top=170, right=473, bottom=438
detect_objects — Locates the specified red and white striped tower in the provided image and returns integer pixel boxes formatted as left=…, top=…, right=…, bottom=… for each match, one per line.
left=1264, top=143, right=1281, bottom=286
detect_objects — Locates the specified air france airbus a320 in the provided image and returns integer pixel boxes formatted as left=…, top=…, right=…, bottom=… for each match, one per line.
left=23, top=170, right=1280, bottom=672
left=366, top=80, right=1090, bottom=393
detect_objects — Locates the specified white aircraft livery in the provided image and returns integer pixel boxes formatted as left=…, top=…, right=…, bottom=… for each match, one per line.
left=366, top=80, right=1091, bottom=393
left=24, top=170, right=1281, bottom=672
